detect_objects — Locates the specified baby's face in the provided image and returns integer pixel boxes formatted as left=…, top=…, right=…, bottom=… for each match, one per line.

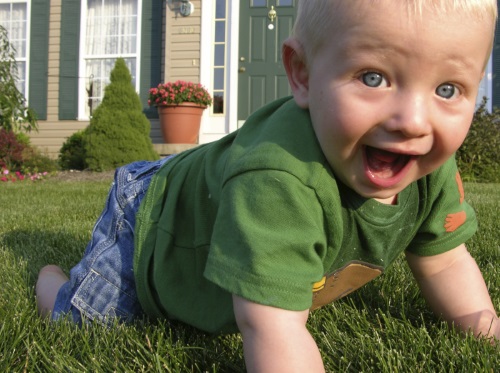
left=304, top=2, right=493, bottom=203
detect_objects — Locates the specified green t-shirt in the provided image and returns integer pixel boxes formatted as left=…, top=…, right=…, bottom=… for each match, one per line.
left=134, top=97, right=477, bottom=334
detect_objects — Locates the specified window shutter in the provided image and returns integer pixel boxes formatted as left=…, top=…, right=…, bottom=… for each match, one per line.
left=29, top=0, right=50, bottom=120
left=140, top=1, right=163, bottom=119
left=59, top=0, right=81, bottom=120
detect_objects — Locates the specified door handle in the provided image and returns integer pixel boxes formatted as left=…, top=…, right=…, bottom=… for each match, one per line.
left=238, top=67, right=246, bottom=73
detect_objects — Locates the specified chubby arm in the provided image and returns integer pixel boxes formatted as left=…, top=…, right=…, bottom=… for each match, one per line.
left=406, top=244, right=499, bottom=341
left=233, top=295, right=325, bottom=373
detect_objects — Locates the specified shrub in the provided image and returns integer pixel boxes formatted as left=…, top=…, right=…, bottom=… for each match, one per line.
left=0, top=25, right=37, bottom=133
left=0, top=128, right=58, bottom=178
left=456, top=98, right=500, bottom=183
left=0, top=128, right=25, bottom=170
left=59, top=130, right=87, bottom=170
left=22, top=146, right=59, bottom=174
left=83, top=58, right=158, bottom=171
left=15, top=132, right=31, bottom=147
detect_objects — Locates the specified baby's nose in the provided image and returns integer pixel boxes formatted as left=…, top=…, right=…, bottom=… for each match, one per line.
left=384, top=94, right=432, bottom=138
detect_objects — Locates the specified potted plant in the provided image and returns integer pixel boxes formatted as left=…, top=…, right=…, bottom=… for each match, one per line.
left=149, top=80, right=212, bottom=144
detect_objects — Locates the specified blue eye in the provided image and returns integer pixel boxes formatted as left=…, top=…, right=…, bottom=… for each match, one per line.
left=436, top=83, right=459, bottom=99
left=361, top=72, right=387, bottom=88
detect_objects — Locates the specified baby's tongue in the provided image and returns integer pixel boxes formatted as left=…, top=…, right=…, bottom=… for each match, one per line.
left=366, top=147, right=407, bottom=178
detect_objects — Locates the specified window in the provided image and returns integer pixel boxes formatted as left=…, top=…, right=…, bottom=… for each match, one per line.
left=80, top=0, right=140, bottom=118
left=212, top=0, right=227, bottom=114
left=0, top=0, right=29, bottom=96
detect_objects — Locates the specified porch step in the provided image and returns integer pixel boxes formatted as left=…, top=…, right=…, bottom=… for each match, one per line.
left=153, top=143, right=199, bottom=156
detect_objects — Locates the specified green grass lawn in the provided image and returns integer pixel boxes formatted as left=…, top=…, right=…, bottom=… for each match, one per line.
left=0, top=178, right=498, bottom=372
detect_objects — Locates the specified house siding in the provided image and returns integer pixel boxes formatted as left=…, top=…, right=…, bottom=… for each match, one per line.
left=164, top=0, right=202, bottom=82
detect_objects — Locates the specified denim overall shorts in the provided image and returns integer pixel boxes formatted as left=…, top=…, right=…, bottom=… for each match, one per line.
left=51, top=156, right=175, bottom=325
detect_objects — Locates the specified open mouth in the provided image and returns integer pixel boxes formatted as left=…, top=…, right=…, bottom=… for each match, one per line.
left=364, top=146, right=415, bottom=187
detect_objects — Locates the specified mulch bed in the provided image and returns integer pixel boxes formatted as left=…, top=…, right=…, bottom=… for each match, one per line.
left=50, top=170, right=116, bottom=183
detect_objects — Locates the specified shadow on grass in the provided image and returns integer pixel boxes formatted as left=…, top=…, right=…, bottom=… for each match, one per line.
left=1, top=228, right=88, bottom=282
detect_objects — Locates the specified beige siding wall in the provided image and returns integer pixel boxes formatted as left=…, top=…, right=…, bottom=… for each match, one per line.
left=164, top=0, right=202, bottom=82
left=29, top=0, right=204, bottom=159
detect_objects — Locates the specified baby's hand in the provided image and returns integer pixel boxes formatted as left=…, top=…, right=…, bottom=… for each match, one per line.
left=444, top=211, right=466, bottom=232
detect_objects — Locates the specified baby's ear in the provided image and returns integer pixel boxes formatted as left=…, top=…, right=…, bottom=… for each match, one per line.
left=282, top=38, right=309, bottom=108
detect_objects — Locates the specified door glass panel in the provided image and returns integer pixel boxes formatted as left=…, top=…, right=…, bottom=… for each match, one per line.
left=214, top=68, right=224, bottom=90
left=214, top=44, right=225, bottom=66
left=215, top=20, right=225, bottom=43
left=215, top=0, right=226, bottom=18
left=277, top=0, right=293, bottom=6
left=213, top=0, right=228, bottom=114
left=251, top=0, right=267, bottom=7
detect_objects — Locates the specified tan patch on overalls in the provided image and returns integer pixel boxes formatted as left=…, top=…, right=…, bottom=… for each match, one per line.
left=311, top=261, right=383, bottom=310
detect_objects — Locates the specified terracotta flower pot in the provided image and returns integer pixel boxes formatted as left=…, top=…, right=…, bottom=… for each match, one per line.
left=157, top=103, right=206, bottom=144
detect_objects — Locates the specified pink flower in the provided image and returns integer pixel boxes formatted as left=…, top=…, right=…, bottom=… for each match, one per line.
left=148, top=80, right=212, bottom=107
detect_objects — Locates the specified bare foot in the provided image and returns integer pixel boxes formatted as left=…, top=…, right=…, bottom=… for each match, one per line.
left=36, top=265, right=69, bottom=318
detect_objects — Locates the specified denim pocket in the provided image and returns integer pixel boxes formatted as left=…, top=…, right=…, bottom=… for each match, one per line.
left=71, top=269, right=141, bottom=325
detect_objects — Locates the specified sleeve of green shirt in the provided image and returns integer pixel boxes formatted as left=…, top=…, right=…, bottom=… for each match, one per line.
left=204, top=170, right=328, bottom=311
left=407, top=157, right=477, bottom=256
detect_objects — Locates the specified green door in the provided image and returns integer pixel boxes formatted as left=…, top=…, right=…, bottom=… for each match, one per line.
left=238, top=0, right=297, bottom=121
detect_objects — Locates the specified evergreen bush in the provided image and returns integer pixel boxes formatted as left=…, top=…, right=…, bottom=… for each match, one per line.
left=58, top=130, right=87, bottom=170
left=456, top=98, right=500, bottom=183
left=83, top=58, right=158, bottom=171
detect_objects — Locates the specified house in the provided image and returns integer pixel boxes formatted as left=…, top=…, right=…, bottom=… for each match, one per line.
left=1, top=0, right=499, bottom=159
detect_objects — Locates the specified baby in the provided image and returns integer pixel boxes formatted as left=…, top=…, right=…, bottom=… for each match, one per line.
left=37, top=1, right=499, bottom=371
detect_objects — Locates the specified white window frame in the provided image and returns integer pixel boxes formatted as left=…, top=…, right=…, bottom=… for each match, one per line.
left=0, top=0, right=31, bottom=100
left=78, top=0, right=142, bottom=120
left=200, top=0, right=239, bottom=143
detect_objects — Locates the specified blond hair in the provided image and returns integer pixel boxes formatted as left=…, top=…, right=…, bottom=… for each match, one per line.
left=293, top=0, right=498, bottom=60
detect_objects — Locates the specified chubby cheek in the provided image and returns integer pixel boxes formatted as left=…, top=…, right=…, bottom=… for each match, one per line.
left=310, top=97, right=366, bottom=148
left=437, top=115, right=472, bottom=155
left=421, top=120, right=471, bottom=176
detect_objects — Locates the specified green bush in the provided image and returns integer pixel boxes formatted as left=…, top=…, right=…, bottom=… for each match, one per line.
left=456, top=99, right=500, bottom=183
left=0, top=25, right=37, bottom=133
left=0, top=128, right=58, bottom=174
left=59, top=130, right=87, bottom=170
left=83, top=58, right=158, bottom=171
left=21, top=146, right=59, bottom=174
left=15, top=132, right=31, bottom=147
